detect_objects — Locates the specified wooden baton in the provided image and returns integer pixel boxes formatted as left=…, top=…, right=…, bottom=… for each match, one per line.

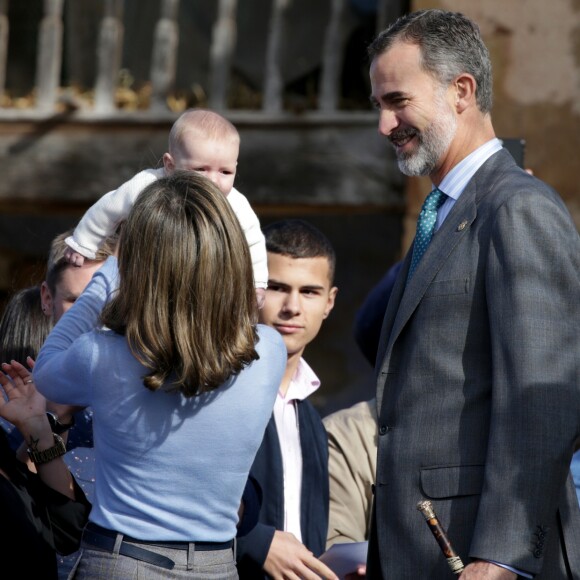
left=416, top=499, right=465, bottom=575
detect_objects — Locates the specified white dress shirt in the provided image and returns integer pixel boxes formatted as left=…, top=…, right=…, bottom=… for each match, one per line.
left=272, top=358, right=320, bottom=542
left=435, top=137, right=503, bottom=230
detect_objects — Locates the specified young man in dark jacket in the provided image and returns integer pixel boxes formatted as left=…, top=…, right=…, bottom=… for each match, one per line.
left=236, top=219, right=338, bottom=580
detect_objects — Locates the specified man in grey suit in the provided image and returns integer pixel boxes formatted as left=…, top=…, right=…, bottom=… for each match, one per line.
left=367, top=9, right=580, bottom=579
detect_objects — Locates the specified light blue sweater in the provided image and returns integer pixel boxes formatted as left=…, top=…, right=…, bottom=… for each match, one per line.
left=34, top=257, right=286, bottom=542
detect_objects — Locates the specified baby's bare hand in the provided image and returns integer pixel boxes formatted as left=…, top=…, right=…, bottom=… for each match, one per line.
left=64, top=248, right=86, bottom=267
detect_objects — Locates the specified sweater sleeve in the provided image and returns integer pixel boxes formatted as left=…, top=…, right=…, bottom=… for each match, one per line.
left=227, top=188, right=268, bottom=289
left=236, top=521, right=277, bottom=572
left=33, top=257, right=120, bottom=406
left=469, top=183, right=580, bottom=574
left=66, top=169, right=162, bottom=259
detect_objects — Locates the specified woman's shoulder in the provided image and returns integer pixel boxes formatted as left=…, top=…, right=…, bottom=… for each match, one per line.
left=254, top=325, right=287, bottom=374
left=255, top=324, right=286, bottom=352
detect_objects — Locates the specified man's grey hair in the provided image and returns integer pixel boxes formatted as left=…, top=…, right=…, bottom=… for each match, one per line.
left=368, top=9, right=493, bottom=114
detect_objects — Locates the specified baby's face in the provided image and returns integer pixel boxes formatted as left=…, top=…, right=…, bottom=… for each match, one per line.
left=168, top=136, right=238, bottom=196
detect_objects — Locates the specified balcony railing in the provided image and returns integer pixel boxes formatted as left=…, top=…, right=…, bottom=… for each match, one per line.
left=0, top=0, right=405, bottom=119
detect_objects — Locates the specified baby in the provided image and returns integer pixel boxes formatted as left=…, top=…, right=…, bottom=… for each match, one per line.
left=65, top=108, right=267, bottom=307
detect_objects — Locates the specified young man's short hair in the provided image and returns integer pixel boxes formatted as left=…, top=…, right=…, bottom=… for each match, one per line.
left=263, top=219, right=336, bottom=284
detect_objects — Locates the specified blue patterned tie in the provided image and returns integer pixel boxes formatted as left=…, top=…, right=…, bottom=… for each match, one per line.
left=407, top=188, right=447, bottom=280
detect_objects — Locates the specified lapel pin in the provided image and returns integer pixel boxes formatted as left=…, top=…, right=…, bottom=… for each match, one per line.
left=457, top=220, right=468, bottom=231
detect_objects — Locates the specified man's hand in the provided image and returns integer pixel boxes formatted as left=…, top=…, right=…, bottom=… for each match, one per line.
left=263, top=531, right=338, bottom=580
left=64, top=247, right=86, bottom=267
left=460, top=561, right=517, bottom=579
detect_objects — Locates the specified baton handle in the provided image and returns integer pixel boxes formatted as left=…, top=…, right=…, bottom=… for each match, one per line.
left=416, top=500, right=465, bottom=575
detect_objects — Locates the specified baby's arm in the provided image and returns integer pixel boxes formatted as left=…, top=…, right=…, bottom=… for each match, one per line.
left=65, top=168, right=162, bottom=264
left=226, top=188, right=268, bottom=292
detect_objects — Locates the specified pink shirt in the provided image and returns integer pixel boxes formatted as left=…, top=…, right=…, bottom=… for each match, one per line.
left=272, top=358, right=320, bottom=542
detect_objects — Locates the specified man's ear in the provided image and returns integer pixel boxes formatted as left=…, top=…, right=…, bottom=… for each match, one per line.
left=40, top=281, right=52, bottom=318
left=163, top=152, right=175, bottom=173
left=323, top=287, right=338, bottom=319
left=453, top=73, right=477, bottom=113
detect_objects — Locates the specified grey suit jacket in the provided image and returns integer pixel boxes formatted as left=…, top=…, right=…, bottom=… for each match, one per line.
left=368, top=149, right=580, bottom=579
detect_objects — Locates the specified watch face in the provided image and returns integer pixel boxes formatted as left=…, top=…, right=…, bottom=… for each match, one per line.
left=45, top=412, right=74, bottom=434
left=46, top=412, right=58, bottom=432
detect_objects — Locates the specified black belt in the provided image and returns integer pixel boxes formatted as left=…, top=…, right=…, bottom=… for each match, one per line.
left=83, top=523, right=234, bottom=571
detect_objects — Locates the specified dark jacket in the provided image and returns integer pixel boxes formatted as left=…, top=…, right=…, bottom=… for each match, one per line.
left=0, top=431, right=91, bottom=580
left=236, top=399, right=329, bottom=578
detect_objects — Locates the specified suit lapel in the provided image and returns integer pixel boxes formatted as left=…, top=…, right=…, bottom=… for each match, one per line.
left=376, top=180, right=479, bottom=411
left=375, top=149, right=517, bottom=412
left=393, top=194, right=477, bottom=338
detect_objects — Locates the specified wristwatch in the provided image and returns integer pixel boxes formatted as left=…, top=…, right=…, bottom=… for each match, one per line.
left=46, top=411, right=75, bottom=435
left=27, top=433, right=67, bottom=465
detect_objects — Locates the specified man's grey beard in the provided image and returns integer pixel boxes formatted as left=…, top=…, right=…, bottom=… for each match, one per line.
left=394, top=95, right=457, bottom=177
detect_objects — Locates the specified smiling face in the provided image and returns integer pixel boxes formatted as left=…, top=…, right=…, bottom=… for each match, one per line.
left=259, top=252, right=337, bottom=361
left=163, top=135, right=239, bottom=196
left=370, top=41, right=457, bottom=178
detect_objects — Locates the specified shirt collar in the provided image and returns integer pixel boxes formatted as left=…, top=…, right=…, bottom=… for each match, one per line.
left=438, top=138, right=503, bottom=200
left=280, top=358, right=320, bottom=403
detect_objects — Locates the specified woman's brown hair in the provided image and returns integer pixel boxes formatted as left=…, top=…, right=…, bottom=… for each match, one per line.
left=0, top=286, right=53, bottom=363
left=101, top=171, right=259, bottom=396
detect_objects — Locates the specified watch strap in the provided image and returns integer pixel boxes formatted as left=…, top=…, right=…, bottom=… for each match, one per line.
left=27, top=433, right=67, bottom=465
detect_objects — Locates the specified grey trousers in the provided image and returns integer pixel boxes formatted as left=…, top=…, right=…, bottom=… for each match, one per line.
left=68, top=538, right=238, bottom=579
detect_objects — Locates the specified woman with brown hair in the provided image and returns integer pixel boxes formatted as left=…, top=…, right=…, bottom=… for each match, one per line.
left=0, top=287, right=91, bottom=579
left=33, top=171, right=287, bottom=579
left=0, top=286, right=54, bottom=448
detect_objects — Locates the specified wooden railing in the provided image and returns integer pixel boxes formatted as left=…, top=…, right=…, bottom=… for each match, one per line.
left=0, top=0, right=405, bottom=118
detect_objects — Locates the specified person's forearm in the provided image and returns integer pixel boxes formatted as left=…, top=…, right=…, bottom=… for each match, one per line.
left=34, top=257, right=118, bottom=404
left=35, top=458, right=76, bottom=500
left=19, top=416, right=76, bottom=500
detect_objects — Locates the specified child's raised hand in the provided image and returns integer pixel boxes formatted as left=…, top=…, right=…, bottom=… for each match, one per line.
left=64, top=248, right=86, bottom=267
